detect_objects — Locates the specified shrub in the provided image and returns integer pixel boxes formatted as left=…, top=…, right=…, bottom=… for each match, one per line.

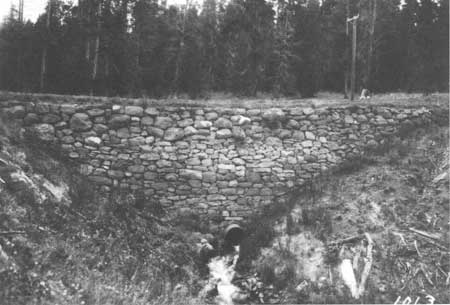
left=173, top=210, right=208, bottom=233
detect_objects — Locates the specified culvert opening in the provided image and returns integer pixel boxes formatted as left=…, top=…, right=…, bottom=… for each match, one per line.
left=224, top=224, right=244, bottom=247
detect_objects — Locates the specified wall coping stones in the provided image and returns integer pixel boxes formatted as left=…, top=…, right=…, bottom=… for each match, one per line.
left=125, top=106, right=144, bottom=116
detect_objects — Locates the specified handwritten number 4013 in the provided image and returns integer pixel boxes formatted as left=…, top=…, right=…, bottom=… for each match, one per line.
left=394, top=295, right=435, bottom=305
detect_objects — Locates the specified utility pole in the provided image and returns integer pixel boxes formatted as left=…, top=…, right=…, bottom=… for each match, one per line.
left=347, top=14, right=359, bottom=101
left=19, top=0, right=24, bottom=23
left=344, top=0, right=350, bottom=99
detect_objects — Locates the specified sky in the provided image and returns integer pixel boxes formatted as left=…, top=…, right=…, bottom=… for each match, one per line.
left=0, top=0, right=48, bottom=22
left=0, top=0, right=191, bottom=23
left=0, top=0, right=412, bottom=24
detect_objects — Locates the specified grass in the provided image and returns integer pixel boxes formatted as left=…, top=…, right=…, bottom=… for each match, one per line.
left=0, top=90, right=448, bottom=110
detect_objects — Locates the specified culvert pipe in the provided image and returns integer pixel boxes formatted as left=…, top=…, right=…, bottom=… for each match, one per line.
left=224, top=224, right=244, bottom=246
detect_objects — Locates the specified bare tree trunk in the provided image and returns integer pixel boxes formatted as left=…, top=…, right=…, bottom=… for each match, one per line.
left=91, top=0, right=102, bottom=95
left=40, top=0, right=52, bottom=92
left=78, top=0, right=83, bottom=18
left=84, top=0, right=91, bottom=61
left=367, top=0, right=377, bottom=90
left=173, top=0, right=190, bottom=94
left=121, top=0, right=129, bottom=32
left=16, top=0, right=24, bottom=90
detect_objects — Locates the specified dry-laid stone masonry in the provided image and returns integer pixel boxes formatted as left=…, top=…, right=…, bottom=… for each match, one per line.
left=0, top=96, right=440, bottom=225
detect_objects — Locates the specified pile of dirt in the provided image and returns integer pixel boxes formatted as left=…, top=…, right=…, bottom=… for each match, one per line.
left=242, top=125, right=449, bottom=304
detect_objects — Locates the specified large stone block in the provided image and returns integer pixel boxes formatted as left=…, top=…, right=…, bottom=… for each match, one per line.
left=180, top=169, right=203, bottom=180
left=30, top=123, right=55, bottom=142
left=194, top=120, right=212, bottom=129
left=154, top=116, right=173, bottom=129
left=164, top=128, right=184, bottom=141
left=109, top=114, right=130, bottom=129
left=140, top=153, right=160, bottom=161
left=70, top=113, right=92, bottom=131
left=93, top=124, right=108, bottom=134
left=141, top=117, right=154, bottom=125
left=147, top=127, right=164, bottom=138
left=231, top=115, right=251, bottom=125
left=87, top=108, right=105, bottom=117
left=23, top=113, right=40, bottom=125
left=7, top=105, right=25, bottom=118
left=145, top=107, right=159, bottom=116
left=42, top=114, right=61, bottom=124
left=108, top=170, right=124, bottom=179
left=205, top=112, right=218, bottom=120
left=215, top=117, right=233, bottom=129
left=60, top=104, right=77, bottom=114
left=262, top=108, right=285, bottom=122
left=89, top=176, right=112, bottom=185
left=305, top=131, right=315, bottom=140
left=35, top=103, right=50, bottom=114
left=85, top=136, right=101, bottom=146
left=125, top=106, right=144, bottom=116
left=178, top=118, right=193, bottom=128
left=216, top=129, right=232, bottom=139
left=128, top=165, right=145, bottom=173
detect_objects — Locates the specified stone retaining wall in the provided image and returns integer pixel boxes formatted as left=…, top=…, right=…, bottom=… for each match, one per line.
left=0, top=96, right=437, bottom=225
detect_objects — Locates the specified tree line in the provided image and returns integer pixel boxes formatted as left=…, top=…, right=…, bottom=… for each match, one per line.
left=0, top=0, right=448, bottom=98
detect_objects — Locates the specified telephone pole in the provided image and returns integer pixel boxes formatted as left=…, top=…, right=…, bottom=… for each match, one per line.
left=347, top=14, right=359, bottom=101
left=344, top=0, right=350, bottom=99
left=19, top=0, right=24, bottom=23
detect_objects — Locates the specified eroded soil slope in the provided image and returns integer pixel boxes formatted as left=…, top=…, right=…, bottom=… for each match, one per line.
left=246, top=125, right=449, bottom=304
left=0, top=118, right=208, bottom=305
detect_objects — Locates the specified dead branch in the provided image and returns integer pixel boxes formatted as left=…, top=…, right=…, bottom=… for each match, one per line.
left=436, top=265, right=447, bottom=277
left=408, top=227, right=441, bottom=241
left=0, top=230, right=26, bottom=235
left=411, top=234, right=449, bottom=251
left=414, top=240, right=422, bottom=257
left=392, top=231, right=407, bottom=245
left=419, top=263, right=434, bottom=287
left=356, top=233, right=373, bottom=298
left=329, top=234, right=364, bottom=245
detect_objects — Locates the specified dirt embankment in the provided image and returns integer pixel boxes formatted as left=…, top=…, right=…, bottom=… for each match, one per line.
left=237, top=125, right=449, bottom=304
left=0, top=118, right=208, bottom=305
